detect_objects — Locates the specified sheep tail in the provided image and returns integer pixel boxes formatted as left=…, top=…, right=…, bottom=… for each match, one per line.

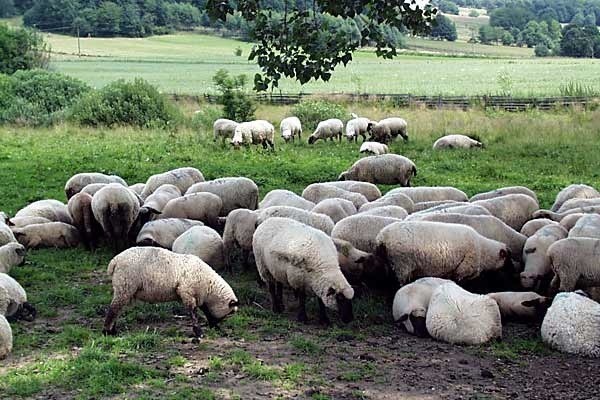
left=107, top=258, right=118, bottom=276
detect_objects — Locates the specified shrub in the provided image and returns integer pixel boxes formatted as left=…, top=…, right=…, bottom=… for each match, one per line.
left=70, top=78, right=182, bottom=128
left=292, top=100, right=347, bottom=131
left=469, top=10, right=480, bottom=18
left=212, top=69, right=255, bottom=122
left=0, top=23, right=49, bottom=74
left=190, top=105, right=223, bottom=134
left=534, top=44, right=550, bottom=57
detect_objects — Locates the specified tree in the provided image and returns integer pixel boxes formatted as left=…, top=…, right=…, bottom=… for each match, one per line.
left=430, top=14, right=457, bottom=41
left=0, top=0, right=16, bottom=18
left=212, top=69, right=255, bottom=122
left=0, top=23, right=49, bottom=74
left=478, top=24, right=498, bottom=44
left=23, top=0, right=78, bottom=33
left=438, top=1, right=459, bottom=15
left=560, top=24, right=600, bottom=58
left=501, top=31, right=514, bottom=45
left=469, top=9, right=479, bottom=18
left=489, top=7, right=535, bottom=31
left=534, top=43, right=550, bottom=57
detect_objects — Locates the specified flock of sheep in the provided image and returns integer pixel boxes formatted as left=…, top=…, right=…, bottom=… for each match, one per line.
left=1, top=153, right=600, bottom=361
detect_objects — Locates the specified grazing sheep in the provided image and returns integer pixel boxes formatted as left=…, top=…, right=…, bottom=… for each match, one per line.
left=376, top=221, right=512, bottom=285
left=367, top=118, right=408, bottom=143
left=569, top=214, right=600, bottom=239
left=0, top=273, right=35, bottom=321
left=104, top=247, right=238, bottom=337
left=186, top=177, right=259, bottom=216
left=346, top=117, right=372, bottom=142
left=560, top=213, right=585, bottom=231
left=280, top=117, right=302, bottom=143
left=541, top=292, right=600, bottom=357
left=558, top=197, right=600, bottom=213
left=520, top=219, right=559, bottom=237
left=332, top=238, right=380, bottom=285
left=257, top=206, right=335, bottom=235
left=259, top=190, right=315, bottom=211
left=136, top=218, right=203, bottom=249
left=231, top=120, right=275, bottom=150
left=65, top=173, right=127, bottom=199
left=331, top=215, right=400, bottom=253
left=0, top=243, right=26, bottom=274
left=470, top=186, right=538, bottom=203
left=15, top=200, right=72, bottom=225
left=392, top=277, right=450, bottom=337
left=412, top=200, right=462, bottom=213
left=141, top=167, right=204, bottom=199
left=129, top=183, right=146, bottom=196
left=81, top=183, right=109, bottom=197
left=213, top=118, right=239, bottom=144
left=159, top=193, right=222, bottom=228
left=253, top=217, right=354, bottom=324
left=0, top=314, right=11, bottom=360
left=471, top=194, right=539, bottom=231
left=433, top=134, right=483, bottom=150
left=322, top=181, right=382, bottom=202
left=426, top=282, right=502, bottom=345
left=338, top=154, right=417, bottom=186
left=142, top=184, right=181, bottom=214
left=533, top=206, right=600, bottom=222
left=406, top=204, right=492, bottom=220
left=7, top=217, right=51, bottom=227
left=359, top=205, right=408, bottom=220
left=359, top=193, right=414, bottom=214
left=312, top=199, right=357, bottom=224
left=487, top=292, right=551, bottom=322
left=12, top=222, right=80, bottom=249
left=68, top=192, right=101, bottom=249
left=172, top=226, right=225, bottom=270
left=548, top=238, right=600, bottom=292
left=222, top=209, right=257, bottom=271
left=308, top=119, right=344, bottom=144
left=0, top=223, right=16, bottom=246
left=302, top=183, right=368, bottom=210
left=550, top=184, right=600, bottom=212
left=387, top=186, right=468, bottom=204
left=520, top=224, right=568, bottom=291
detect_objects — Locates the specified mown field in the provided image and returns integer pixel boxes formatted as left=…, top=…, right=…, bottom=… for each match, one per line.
left=1, top=105, right=600, bottom=399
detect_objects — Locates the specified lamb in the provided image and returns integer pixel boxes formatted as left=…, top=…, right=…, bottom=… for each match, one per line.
left=392, top=277, right=450, bottom=337
left=367, top=118, right=408, bottom=143
left=471, top=194, right=539, bottom=231
left=172, top=226, right=225, bottom=270
left=141, top=184, right=181, bottom=214
left=520, top=224, right=568, bottom=291
left=358, top=193, right=414, bottom=214
left=65, top=172, right=127, bottom=199
left=376, top=221, right=512, bottom=285
left=569, top=214, right=600, bottom=239
left=359, top=205, right=408, bottom=220
left=253, top=217, right=354, bottom=324
left=12, top=222, right=80, bottom=249
left=470, top=186, right=538, bottom=203
left=337, top=154, right=417, bottom=186
left=548, top=237, right=600, bottom=292
left=346, top=117, right=372, bottom=142
left=541, top=292, right=600, bottom=357
left=136, top=218, right=204, bottom=249
left=0, top=314, right=11, bottom=359
left=259, top=190, right=315, bottom=211
left=332, top=238, right=380, bottom=285
left=550, top=184, right=600, bottom=212
left=412, top=200, right=462, bottom=213
left=6, top=217, right=51, bottom=227
left=257, top=206, right=335, bottom=235
left=222, top=209, right=257, bottom=271
left=322, top=181, right=382, bottom=202
left=159, top=193, right=222, bottom=228
left=432, top=134, right=483, bottom=150
left=104, top=247, right=238, bottom=337
left=308, top=118, right=344, bottom=144
left=213, top=118, right=239, bottom=144
left=311, top=199, right=357, bottom=224
left=231, top=120, right=275, bottom=150
left=128, top=183, right=146, bottom=196
left=0, top=223, right=16, bottom=246
left=0, top=243, right=26, bottom=274
left=302, top=183, right=368, bottom=210
left=487, top=292, right=551, bottom=322
left=331, top=215, right=400, bottom=253
left=520, top=219, right=559, bottom=237
left=387, top=186, right=468, bottom=204
left=141, top=167, right=204, bottom=199
left=280, top=117, right=302, bottom=143
left=68, top=192, right=101, bottom=249
left=0, top=273, right=35, bottom=321
left=14, top=199, right=72, bottom=225
left=426, top=282, right=502, bottom=345
left=186, top=177, right=259, bottom=216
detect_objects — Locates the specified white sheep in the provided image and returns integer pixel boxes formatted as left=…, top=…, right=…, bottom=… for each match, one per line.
left=0, top=243, right=26, bottom=274
left=532, top=206, right=600, bottom=222
left=388, top=186, right=468, bottom=204
left=259, top=190, right=315, bottom=211
left=136, top=218, right=204, bottom=249
left=256, top=206, right=335, bottom=235
left=338, top=154, right=417, bottom=186
left=557, top=197, right=600, bottom=213
left=172, top=226, right=225, bottom=270
left=520, top=219, right=559, bottom=237
left=0, top=212, right=7, bottom=225
left=406, top=204, right=493, bottom=221
left=141, top=167, right=204, bottom=199
left=331, top=215, right=400, bottom=253
left=322, top=181, right=382, bottom=202
left=359, top=205, right=408, bottom=220
left=358, top=193, right=414, bottom=214
left=12, top=222, right=80, bottom=249
left=0, top=314, right=11, bottom=360
left=426, top=282, right=502, bottom=345
left=308, top=119, right=344, bottom=144
left=14, top=199, right=72, bottom=225
left=560, top=213, right=585, bottom=231
left=568, top=214, right=600, bottom=239
left=141, top=184, right=181, bottom=214
left=280, top=117, right=302, bottom=142
left=104, top=247, right=238, bottom=337
left=471, top=194, right=539, bottom=231
left=6, top=217, right=51, bottom=228
left=346, top=117, right=372, bottom=142
left=159, top=192, right=223, bottom=228
left=213, top=118, right=239, bottom=144
left=253, top=217, right=354, bottom=324
left=0, top=223, right=16, bottom=246
left=520, top=224, right=568, bottom=291
left=80, top=183, right=109, bottom=197
left=470, top=186, right=538, bottom=203
left=222, top=209, right=257, bottom=271
left=412, top=200, right=463, bottom=213
left=311, top=198, right=357, bottom=224
left=128, top=183, right=146, bottom=196
left=0, top=273, right=35, bottom=321
left=68, top=192, right=101, bottom=250
left=332, top=238, right=381, bottom=285
left=541, top=292, right=600, bottom=357
left=359, top=141, right=389, bottom=155
left=367, top=117, right=408, bottom=143
left=487, top=291, right=551, bottom=322
left=548, top=237, right=600, bottom=292
left=302, top=183, right=368, bottom=210
left=231, top=120, right=275, bottom=150
left=433, top=134, right=483, bottom=150
left=65, top=172, right=127, bottom=199
left=550, top=184, right=600, bottom=212
left=186, top=177, right=259, bottom=216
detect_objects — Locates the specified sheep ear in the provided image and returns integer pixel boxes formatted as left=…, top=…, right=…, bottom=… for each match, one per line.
left=7, top=219, right=14, bottom=226
left=524, top=247, right=536, bottom=254
left=521, top=299, right=539, bottom=308
left=229, top=299, right=239, bottom=308
left=326, top=287, right=336, bottom=297
left=355, top=256, right=368, bottom=264
left=499, top=248, right=508, bottom=259
left=15, top=246, right=26, bottom=256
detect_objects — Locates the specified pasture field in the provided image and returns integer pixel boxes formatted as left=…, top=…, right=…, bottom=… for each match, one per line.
left=43, top=32, right=600, bottom=96
left=1, top=105, right=600, bottom=399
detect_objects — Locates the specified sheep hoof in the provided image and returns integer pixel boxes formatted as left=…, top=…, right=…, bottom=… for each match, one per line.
left=193, top=325, right=204, bottom=338
left=102, top=327, right=117, bottom=336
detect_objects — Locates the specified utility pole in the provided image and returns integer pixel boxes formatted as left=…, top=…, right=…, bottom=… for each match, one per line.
left=77, top=25, right=81, bottom=57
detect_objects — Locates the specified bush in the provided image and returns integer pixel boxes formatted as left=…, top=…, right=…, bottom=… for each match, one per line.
left=469, top=10, right=480, bottom=18
left=534, top=44, right=550, bottom=57
left=190, top=105, right=223, bottom=133
left=70, top=78, right=182, bottom=128
left=0, top=23, right=49, bottom=74
left=212, top=69, right=255, bottom=122
left=292, top=100, right=347, bottom=131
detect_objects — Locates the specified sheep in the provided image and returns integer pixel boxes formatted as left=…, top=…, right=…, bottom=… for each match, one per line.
left=12, top=222, right=80, bottom=249
left=186, top=177, right=259, bottom=216
left=359, top=193, right=415, bottom=214
left=412, top=200, right=462, bottom=213
left=253, top=217, right=354, bottom=324
left=308, top=119, right=344, bottom=144
left=213, top=118, right=239, bottom=144
left=406, top=204, right=493, bottom=220
left=65, top=172, right=127, bottom=199
left=387, top=186, right=468, bottom=204
left=426, top=282, right=502, bottom=345
left=128, top=183, right=146, bottom=196
left=14, top=199, right=72, bottom=225
left=6, top=217, right=51, bottom=227
left=0, top=286, right=8, bottom=315
left=550, top=184, right=600, bottom=212
left=280, top=117, right=302, bottom=143
left=0, top=223, right=16, bottom=246
left=103, top=247, right=238, bottom=337
left=471, top=194, right=539, bottom=231
left=487, top=292, right=551, bottom=322
left=142, top=184, right=181, bottom=214
left=331, top=215, right=400, bottom=254
left=0, top=243, right=26, bottom=274
left=392, top=277, right=450, bottom=337
left=338, top=154, right=417, bottom=186
left=520, top=224, right=568, bottom=291
left=520, top=219, right=560, bottom=237
left=302, top=183, right=368, bottom=210
left=332, top=238, right=380, bottom=285
left=558, top=197, right=600, bottom=213
left=346, top=117, right=372, bottom=142
left=0, top=212, right=7, bottom=225
left=470, top=186, right=538, bottom=203
left=548, top=237, right=600, bottom=293
left=136, top=218, right=204, bottom=249
left=359, top=205, right=408, bottom=220
left=359, top=141, right=389, bottom=155
left=257, top=206, right=335, bottom=235
left=367, top=118, right=408, bottom=143
left=68, top=192, right=101, bottom=250
left=172, top=226, right=225, bottom=270
left=533, top=206, right=600, bottom=222
left=569, top=214, right=600, bottom=239
left=0, top=313, right=11, bottom=360
left=560, top=213, right=585, bottom=231
left=231, top=120, right=275, bottom=150
left=222, top=209, right=257, bottom=271
left=141, top=167, right=204, bottom=199
left=322, top=181, right=382, bottom=202
left=376, top=221, right=512, bottom=286
left=311, top=198, right=357, bottom=224
left=541, top=292, right=600, bottom=357
left=433, top=134, right=483, bottom=150
left=159, top=193, right=223, bottom=228
left=0, top=273, right=35, bottom=321
left=259, top=190, right=315, bottom=211
left=80, top=183, right=111, bottom=197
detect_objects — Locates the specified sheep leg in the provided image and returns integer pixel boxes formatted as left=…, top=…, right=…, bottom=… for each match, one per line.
left=267, top=139, right=275, bottom=151
left=190, top=307, right=204, bottom=337
left=317, top=299, right=331, bottom=326
left=275, top=282, right=285, bottom=312
left=548, top=275, right=560, bottom=296
left=103, top=299, right=127, bottom=335
left=200, top=304, right=220, bottom=329
left=262, top=141, right=268, bottom=150
left=268, top=281, right=284, bottom=313
left=557, top=273, right=577, bottom=292
left=296, top=290, right=308, bottom=323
